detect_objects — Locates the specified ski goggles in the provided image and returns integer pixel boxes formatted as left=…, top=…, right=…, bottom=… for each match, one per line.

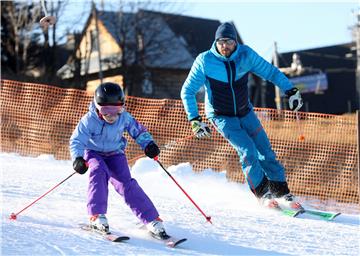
left=94, top=101, right=125, bottom=116
left=216, top=38, right=236, bottom=46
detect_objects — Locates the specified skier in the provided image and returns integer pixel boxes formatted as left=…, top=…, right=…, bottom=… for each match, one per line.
left=70, top=82, right=166, bottom=237
left=181, top=22, right=303, bottom=210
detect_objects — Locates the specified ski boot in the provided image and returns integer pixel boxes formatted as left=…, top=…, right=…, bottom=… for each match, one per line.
left=259, top=191, right=279, bottom=209
left=146, top=217, right=169, bottom=240
left=274, top=193, right=303, bottom=210
left=89, top=214, right=110, bottom=234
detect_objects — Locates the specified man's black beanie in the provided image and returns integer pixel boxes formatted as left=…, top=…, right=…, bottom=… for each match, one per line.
left=215, top=22, right=237, bottom=41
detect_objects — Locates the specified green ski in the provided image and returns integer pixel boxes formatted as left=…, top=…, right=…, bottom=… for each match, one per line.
left=281, top=208, right=304, bottom=217
left=303, top=209, right=341, bottom=220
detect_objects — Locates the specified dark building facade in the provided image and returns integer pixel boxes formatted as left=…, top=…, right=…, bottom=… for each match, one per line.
left=272, top=43, right=357, bottom=114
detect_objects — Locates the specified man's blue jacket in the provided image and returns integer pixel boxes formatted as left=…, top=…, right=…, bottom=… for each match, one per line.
left=181, top=42, right=293, bottom=121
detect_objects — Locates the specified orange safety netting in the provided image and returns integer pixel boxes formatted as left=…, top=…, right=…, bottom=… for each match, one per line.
left=1, top=79, right=359, bottom=212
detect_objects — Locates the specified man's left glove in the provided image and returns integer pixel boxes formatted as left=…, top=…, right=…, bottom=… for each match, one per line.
left=191, top=116, right=211, bottom=139
left=285, top=87, right=303, bottom=111
left=144, top=142, right=160, bottom=159
left=73, top=157, right=88, bottom=175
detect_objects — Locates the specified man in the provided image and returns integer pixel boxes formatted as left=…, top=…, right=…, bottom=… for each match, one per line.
left=181, top=22, right=303, bottom=210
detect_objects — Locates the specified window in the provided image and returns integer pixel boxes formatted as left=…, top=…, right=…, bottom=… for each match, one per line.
left=90, top=30, right=99, bottom=52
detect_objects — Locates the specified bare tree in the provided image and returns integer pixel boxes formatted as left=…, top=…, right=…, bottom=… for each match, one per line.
left=92, top=0, right=190, bottom=95
left=41, top=0, right=68, bottom=78
left=2, top=1, right=42, bottom=74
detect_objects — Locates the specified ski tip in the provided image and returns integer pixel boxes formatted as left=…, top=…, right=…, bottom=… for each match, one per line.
left=329, top=212, right=341, bottom=220
left=167, top=238, right=187, bottom=248
left=111, top=236, right=130, bottom=242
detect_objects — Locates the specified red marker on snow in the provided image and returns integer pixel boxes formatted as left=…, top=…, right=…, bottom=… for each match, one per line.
left=206, top=216, right=212, bottom=224
left=9, top=213, right=17, bottom=220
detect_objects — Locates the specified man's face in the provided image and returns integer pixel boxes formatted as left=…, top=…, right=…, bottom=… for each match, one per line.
left=216, top=38, right=236, bottom=57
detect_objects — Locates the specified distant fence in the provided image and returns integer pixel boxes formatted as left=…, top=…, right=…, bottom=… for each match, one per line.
left=1, top=80, right=359, bottom=212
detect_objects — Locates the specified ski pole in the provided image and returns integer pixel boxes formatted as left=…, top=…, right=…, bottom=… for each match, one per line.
left=128, top=133, right=195, bottom=165
left=9, top=172, right=77, bottom=220
left=154, top=157, right=212, bottom=224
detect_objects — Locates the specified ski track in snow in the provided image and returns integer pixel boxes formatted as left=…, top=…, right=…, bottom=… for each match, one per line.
left=1, top=153, right=359, bottom=255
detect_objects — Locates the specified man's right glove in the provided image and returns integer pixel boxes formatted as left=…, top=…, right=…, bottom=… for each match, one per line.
left=190, top=116, right=211, bottom=139
left=285, top=87, right=303, bottom=111
left=73, top=157, right=88, bottom=175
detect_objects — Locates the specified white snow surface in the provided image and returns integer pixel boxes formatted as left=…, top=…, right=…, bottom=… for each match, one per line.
left=1, top=153, right=359, bottom=256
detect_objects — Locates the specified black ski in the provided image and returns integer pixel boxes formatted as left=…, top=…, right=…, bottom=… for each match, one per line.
left=149, top=231, right=187, bottom=248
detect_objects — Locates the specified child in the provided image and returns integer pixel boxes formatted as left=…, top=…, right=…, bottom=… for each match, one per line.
left=70, top=82, right=165, bottom=237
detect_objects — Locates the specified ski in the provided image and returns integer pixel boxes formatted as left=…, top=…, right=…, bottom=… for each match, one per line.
left=137, top=224, right=187, bottom=248
left=301, top=209, right=341, bottom=221
left=275, top=207, right=341, bottom=220
left=264, top=201, right=341, bottom=220
left=79, top=223, right=130, bottom=243
left=149, top=231, right=187, bottom=248
left=264, top=203, right=303, bottom=217
left=279, top=207, right=304, bottom=217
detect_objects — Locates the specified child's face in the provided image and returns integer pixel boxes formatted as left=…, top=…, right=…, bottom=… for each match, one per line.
left=102, top=113, right=119, bottom=124
left=96, top=103, right=124, bottom=124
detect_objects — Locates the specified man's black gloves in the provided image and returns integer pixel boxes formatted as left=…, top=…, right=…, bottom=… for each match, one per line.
left=285, top=87, right=303, bottom=111
left=144, top=142, right=160, bottom=159
left=73, top=157, right=88, bottom=174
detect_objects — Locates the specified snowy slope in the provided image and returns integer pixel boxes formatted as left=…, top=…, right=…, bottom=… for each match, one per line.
left=1, top=153, right=359, bottom=255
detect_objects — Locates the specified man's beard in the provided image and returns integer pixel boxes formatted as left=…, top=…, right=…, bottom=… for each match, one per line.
left=221, top=49, right=232, bottom=57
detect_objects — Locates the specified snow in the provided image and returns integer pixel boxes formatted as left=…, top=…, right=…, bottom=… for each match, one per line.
left=1, top=152, right=359, bottom=256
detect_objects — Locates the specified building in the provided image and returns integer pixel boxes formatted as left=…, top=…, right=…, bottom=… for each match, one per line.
left=273, top=42, right=357, bottom=114
left=57, top=8, right=243, bottom=99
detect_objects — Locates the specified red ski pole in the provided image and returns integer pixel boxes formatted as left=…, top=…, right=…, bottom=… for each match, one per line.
left=154, top=157, right=212, bottom=224
left=9, top=172, right=77, bottom=220
left=128, top=133, right=195, bottom=165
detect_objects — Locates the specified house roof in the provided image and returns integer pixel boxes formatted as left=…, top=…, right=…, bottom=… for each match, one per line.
left=96, top=10, right=195, bottom=70
left=57, top=8, right=243, bottom=78
left=142, top=10, right=243, bottom=58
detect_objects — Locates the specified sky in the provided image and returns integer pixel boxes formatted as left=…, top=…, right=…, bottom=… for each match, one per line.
left=181, top=1, right=359, bottom=60
left=58, top=0, right=359, bottom=61
left=2, top=152, right=359, bottom=255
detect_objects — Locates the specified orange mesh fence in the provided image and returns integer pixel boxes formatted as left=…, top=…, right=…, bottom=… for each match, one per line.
left=1, top=79, right=359, bottom=213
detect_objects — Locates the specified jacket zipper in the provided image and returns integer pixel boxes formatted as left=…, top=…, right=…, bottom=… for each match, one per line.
left=100, top=122, right=105, bottom=151
left=227, top=61, right=237, bottom=115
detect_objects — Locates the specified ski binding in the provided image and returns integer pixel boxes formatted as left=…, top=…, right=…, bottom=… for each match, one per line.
left=79, top=223, right=130, bottom=242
